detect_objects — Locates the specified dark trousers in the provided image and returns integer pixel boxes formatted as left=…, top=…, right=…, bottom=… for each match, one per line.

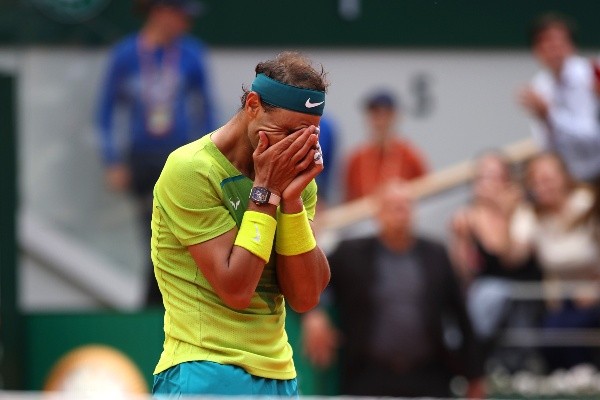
left=542, top=300, right=600, bottom=371
left=128, top=150, right=170, bottom=308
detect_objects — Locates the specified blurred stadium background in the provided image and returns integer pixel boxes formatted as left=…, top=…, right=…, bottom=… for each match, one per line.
left=2, top=1, right=600, bottom=398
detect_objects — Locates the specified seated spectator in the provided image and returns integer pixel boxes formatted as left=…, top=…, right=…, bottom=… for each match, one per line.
left=303, top=180, right=484, bottom=398
left=508, top=153, right=600, bottom=370
left=450, top=152, right=541, bottom=285
left=343, top=90, right=428, bottom=201
left=450, top=152, right=543, bottom=371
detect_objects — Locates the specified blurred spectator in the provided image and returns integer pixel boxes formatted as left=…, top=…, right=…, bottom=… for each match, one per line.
left=507, top=153, right=600, bottom=370
left=579, top=177, right=600, bottom=243
left=519, top=12, right=600, bottom=183
left=95, top=0, right=215, bottom=307
left=343, top=89, right=428, bottom=201
left=314, top=115, right=339, bottom=206
left=303, top=180, right=484, bottom=398
left=449, top=152, right=543, bottom=370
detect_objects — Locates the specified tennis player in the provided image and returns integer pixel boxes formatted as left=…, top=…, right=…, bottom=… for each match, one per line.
left=151, top=51, right=331, bottom=396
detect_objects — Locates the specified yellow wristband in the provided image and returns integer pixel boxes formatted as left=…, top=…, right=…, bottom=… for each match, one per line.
left=234, top=210, right=277, bottom=263
left=275, top=207, right=317, bottom=256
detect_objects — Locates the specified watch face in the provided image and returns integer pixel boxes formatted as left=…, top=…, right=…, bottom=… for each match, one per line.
left=251, top=187, right=270, bottom=204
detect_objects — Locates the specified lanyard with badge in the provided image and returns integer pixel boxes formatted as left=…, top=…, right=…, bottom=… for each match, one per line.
left=138, top=38, right=180, bottom=136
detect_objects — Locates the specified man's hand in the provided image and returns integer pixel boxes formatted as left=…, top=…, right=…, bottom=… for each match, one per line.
left=281, top=126, right=324, bottom=211
left=252, top=127, right=318, bottom=197
left=466, top=378, right=486, bottom=399
left=302, top=309, right=339, bottom=369
left=105, top=164, right=130, bottom=192
left=518, top=86, right=549, bottom=120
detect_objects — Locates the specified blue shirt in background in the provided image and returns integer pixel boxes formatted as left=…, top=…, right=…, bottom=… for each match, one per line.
left=315, top=116, right=338, bottom=203
left=96, top=33, right=216, bottom=165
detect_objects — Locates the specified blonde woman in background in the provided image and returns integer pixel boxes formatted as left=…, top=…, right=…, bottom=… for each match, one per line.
left=450, top=152, right=542, bottom=371
left=507, top=152, right=600, bottom=371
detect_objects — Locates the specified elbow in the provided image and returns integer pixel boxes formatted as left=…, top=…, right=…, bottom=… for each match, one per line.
left=288, top=295, right=321, bottom=314
left=222, top=294, right=252, bottom=310
left=291, top=272, right=330, bottom=313
left=288, top=283, right=328, bottom=313
left=219, top=289, right=254, bottom=310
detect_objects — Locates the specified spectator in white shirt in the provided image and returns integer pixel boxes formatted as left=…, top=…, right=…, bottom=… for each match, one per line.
left=519, top=13, right=600, bottom=183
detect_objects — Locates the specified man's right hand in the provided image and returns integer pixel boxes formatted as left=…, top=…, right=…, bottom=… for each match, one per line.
left=105, top=164, right=131, bottom=192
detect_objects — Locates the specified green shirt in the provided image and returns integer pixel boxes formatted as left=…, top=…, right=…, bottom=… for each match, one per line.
left=151, top=133, right=317, bottom=379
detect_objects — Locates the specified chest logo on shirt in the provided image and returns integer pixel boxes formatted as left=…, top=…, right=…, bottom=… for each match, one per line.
left=229, top=196, right=241, bottom=210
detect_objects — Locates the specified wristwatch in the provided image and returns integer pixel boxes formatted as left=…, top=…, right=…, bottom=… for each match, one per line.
left=249, top=186, right=281, bottom=206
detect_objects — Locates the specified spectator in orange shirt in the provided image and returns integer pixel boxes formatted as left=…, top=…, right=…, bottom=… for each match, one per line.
left=344, top=90, right=428, bottom=201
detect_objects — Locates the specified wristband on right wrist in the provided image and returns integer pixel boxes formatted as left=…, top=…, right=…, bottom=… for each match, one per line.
left=234, top=210, right=277, bottom=263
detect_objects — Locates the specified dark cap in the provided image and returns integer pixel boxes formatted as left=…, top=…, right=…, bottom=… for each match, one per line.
left=364, top=89, right=398, bottom=110
left=149, top=0, right=204, bottom=17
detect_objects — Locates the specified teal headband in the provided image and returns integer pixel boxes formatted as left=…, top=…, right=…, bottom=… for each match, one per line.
left=251, top=73, right=325, bottom=116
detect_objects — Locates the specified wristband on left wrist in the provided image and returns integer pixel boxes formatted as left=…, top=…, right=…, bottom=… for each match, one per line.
left=275, top=207, right=316, bottom=256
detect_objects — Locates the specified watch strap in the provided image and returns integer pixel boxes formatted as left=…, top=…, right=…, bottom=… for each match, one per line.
left=268, top=192, right=281, bottom=206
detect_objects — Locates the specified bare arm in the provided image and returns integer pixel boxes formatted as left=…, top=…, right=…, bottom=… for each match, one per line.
left=302, top=308, right=339, bottom=368
left=187, top=129, right=318, bottom=309
left=187, top=202, right=277, bottom=310
left=497, top=204, right=535, bottom=268
left=448, top=209, right=478, bottom=283
left=276, top=217, right=331, bottom=312
left=276, top=153, right=331, bottom=313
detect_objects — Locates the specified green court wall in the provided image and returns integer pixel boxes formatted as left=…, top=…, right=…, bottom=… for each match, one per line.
left=24, top=308, right=338, bottom=395
left=1, top=1, right=600, bottom=48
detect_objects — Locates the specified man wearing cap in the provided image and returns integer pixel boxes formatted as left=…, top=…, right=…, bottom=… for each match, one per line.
left=150, top=51, right=330, bottom=396
left=96, top=0, right=215, bottom=306
left=344, top=89, right=428, bottom=201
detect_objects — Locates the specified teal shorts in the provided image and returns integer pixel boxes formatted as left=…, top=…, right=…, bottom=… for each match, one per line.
left=153, top=361, right=298, bottom=397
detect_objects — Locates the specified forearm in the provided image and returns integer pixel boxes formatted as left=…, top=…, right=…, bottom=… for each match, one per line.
left=193, top=241, right=267, bottom=310
left=498, top=225, right=531, bottom=268
left=489, top=207, right=527, bottom=267
left=191, top=203, right=277, bottom=310
left=217, top=243, right=270, bottom=309
left=275, top=198, right=330, bottom=312
left=449, top=237, right=477, bottom=281
left=97, top=56, right=123, bottom=165
left=277, top=246, right=330, bottom=313
left=97, top=102, right=119, bottom=165
left=226, top=203, right=277, bottom=306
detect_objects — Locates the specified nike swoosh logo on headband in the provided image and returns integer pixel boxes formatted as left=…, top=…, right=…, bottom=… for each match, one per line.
left=305, top=98, right=325, bottom=108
